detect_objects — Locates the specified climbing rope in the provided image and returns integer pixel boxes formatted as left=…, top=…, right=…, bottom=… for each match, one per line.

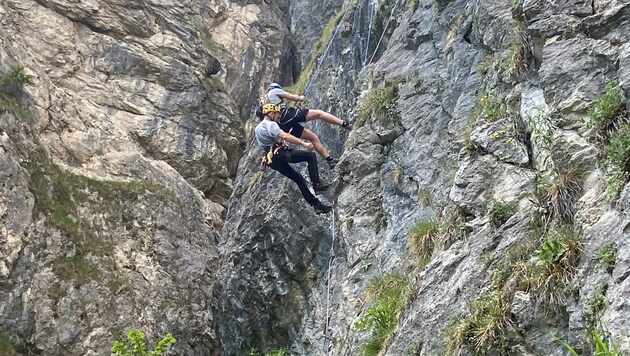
left=363, top=0, right=375, bottom=65
left=366, top=0, right=402, bottom=66
left=323, top=206, right=337, bottom=356
left=303, top=6, right=353, bottom=96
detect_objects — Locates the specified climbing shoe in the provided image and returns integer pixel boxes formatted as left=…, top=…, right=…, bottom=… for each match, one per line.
left=341, top=119, right=354, bottom=130
left=313, top=200, right=333, bottom=214
left=313, top=181, right=332, bottom=194
left=326, top=157, right=339, bottom=170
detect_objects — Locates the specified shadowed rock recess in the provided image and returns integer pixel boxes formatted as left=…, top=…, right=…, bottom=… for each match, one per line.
left=2, top=0, right=630, bottom=355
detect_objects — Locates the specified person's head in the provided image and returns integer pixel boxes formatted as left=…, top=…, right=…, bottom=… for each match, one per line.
left=268, top=82, right=283, bottom=91
left=262, top=104, right=281, bottom=121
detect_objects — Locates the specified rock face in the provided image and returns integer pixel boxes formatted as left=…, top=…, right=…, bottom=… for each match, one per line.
left=215, top=0, right=630, bottom=355
left=0, top=0, right=294, bottom=354
left=3, top=0, right=630, bottom=355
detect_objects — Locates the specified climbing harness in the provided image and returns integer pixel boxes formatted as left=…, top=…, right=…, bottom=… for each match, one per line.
left=323, top=206, right=337, bottom=355
left=259, top=142, right=288, bottom=171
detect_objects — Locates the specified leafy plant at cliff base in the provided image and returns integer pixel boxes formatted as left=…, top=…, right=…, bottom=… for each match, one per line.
left=0, top=65, right=34, bottom=119
left=354, top=272, right=412, bottom=356
left=111, top=328, right=176, bottom=356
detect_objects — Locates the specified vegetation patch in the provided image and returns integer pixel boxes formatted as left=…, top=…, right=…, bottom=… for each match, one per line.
left=249, top=349, right=288, bottom=356
left=203, top=77, right=227, bottom=94
left=200, top=35, right=229, bottom=54
left=355, top=76, right=405, bottom=128
left=445, top=291, right=516, bottom=355
left=537, top=168, right=587, bottom=224
left=354, top=272, right=412, bottom=356
left=522, top=226, right=582, bottom=307
left=584, top=80, right=630, bottom=199
left=585, top=80, right=627, bottom=137
left=408, top=218, right=439, bottom=266
left=27, top=148, right=177, bottom=289
left=503, top=21, right=532, bottom=80
left=597, top=243, right=617, bottom=274
left=488, top=200, right=516, bottom=226
left=557, top=327, right=622, bottom=356
left=602, top=122, right=630, bottom=199
left=0, top=65, right=34, bottom=119
left=111, top=328, right=176, bottom=356
left=473, top=92, right=517, bottom=126
left=0, top=333, right=18, bottom=356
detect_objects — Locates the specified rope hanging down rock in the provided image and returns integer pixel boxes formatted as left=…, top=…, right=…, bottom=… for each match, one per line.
left=303, top=6, right=353, bottom=96
left=363, top=0, right=375, bottom=65
left=366, top=0, right=402, bottom=65
left=323, top=206, right=337, bottom=356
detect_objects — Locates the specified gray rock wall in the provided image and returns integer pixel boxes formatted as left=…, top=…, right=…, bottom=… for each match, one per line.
left=3, top=0, right=630, bottom=354
left=0, top=0, right=294, bottom=354
left=215, top=0, right=630, bottom=355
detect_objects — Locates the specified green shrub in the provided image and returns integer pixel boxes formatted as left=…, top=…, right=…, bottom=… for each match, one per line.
left=585, top=80, right=625, bottom=133
left=0, top=65, right=34, bottom=119
left=354, top=273, right=412, bottom=356
left=489, top=200, right=516, bottom=226
left=602, top=123, right=630, bottom=199
left=445, top=291, right=515, bottom=355
left=111, top=329, right=176, bottom=356
left=408, top=218, right=439, bottom=266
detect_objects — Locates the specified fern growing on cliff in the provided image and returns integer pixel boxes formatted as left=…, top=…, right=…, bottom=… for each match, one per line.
left=111, top=328, right=176, bottom=356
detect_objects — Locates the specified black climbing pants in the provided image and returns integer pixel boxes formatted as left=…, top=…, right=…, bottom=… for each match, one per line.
left=268, top=149, right=320, bottom=205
